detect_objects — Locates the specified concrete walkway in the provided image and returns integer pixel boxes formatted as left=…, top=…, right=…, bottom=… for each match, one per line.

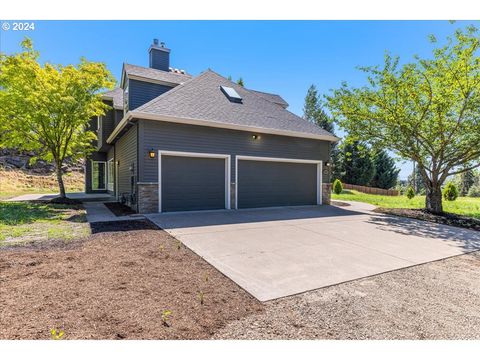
left=147, top=202, right=480, bottom=301
left=84, top=202, right=144, bottom=223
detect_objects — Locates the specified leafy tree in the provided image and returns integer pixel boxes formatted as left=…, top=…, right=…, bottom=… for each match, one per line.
left=0, top=38, right=115, bottom=199
left=341, top=140, right=375, bottom=186
left=370, top=150, right=400, bottom=189
left=406, top=186, right=415, bottom=199
left=237, top=77, right=244, bottom=87
left=467, top=170, right=480, bottom=197
left=443, top=182, right=458, bottom=201
left=468, top=184, right=480, bottom=197
left=327, top=25, right=480, bottom=213
left=453, top=169, right=476, bottom=196
left=333, top=179, right=343, bottom=194
left=303, top=84, right=334, bottom=133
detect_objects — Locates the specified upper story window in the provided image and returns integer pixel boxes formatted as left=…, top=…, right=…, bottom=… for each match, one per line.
left=124, top=84, right=129, bottom=114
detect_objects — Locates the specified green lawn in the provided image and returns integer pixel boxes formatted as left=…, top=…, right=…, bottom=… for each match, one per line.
left=0, top=201, right=90, bottom=246
left=332, top=190, right=480, bottom=219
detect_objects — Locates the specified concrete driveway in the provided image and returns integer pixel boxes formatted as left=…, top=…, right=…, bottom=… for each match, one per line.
left=147, top=202, right=480, bottom=301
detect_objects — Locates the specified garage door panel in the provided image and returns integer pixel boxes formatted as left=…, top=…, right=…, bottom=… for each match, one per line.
left=162, top=155, right=226, bottom=212
left=238, top=160, right=318, bottom=209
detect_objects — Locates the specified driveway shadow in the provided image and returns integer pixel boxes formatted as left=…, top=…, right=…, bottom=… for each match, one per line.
left=148, top=205, right=366, bottom=229
left=366, top=214, right=480, bottom=252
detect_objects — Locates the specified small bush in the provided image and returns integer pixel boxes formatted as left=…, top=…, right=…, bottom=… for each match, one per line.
left=332, top=179, right=343, bottom=195
left=406, top=186, right=415, bottom=199
left=443, top=182, right=458, bottom=201
left=468, top=185, right=480, bottom=198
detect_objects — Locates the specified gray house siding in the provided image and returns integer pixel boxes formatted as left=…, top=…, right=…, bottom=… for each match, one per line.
left=128, top=79, right=173, bottom=111
left=114, top=109, right=124, bottom=127
left=85, top=151, right=107, bottom=193
left=97, top=103, right=115, bottom=152
left=138, top=120, right=330, bottom=183
left=149, top=48, right=170, bottom=71
left=116, top=124, right=138, bottom=208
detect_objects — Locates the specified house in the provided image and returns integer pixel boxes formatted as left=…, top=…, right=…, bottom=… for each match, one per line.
left=86, top=39, right=339, bottom=213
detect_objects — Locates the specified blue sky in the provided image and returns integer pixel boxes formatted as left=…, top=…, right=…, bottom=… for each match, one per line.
left=0, top=20, right=473, bottom=179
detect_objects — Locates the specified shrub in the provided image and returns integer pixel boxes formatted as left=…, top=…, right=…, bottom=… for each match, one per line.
left=406, top=186, right=415, bottom=199
left=332, top=179, right=343, bottom=195
left=443, top=182, right=458, bottom=201
left=468, top=185, right=480, bottom=198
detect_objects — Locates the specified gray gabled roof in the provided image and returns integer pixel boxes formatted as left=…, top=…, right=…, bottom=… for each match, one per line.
left=102, top=87, right=123, bottom=109
left=248, top=89, right=289, bottom=108
left=123, top=63, right=191, bottom=86
left=132, top=70, right=337, bottom=141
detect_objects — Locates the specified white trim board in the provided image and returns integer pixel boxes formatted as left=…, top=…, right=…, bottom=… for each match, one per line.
left=235, top=155, right=322, bottom=209
left=157, top=150, right=231, bottom=213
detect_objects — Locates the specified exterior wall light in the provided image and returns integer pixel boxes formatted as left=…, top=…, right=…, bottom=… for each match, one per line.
left=148, top=149, right=156, bottom=159
left=325, top=161, right=331, bottom=167
left=252, top=134, right=260, bottom=140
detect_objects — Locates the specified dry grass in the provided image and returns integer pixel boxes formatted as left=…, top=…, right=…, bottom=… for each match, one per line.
left=0, top=168, right=84, bottom=200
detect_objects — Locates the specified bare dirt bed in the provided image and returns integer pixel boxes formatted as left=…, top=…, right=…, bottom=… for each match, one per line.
left=0, top=222, right=263, bottom=339
left=374, top=207, right=480, bottom=232
left=215, top=251, right=480, bottom=340
left=103, top=202, right=137, bottom=217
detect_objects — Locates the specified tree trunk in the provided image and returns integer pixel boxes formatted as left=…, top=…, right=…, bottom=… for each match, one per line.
left=425, top=183, right=443, bottom=214
left=55, top=161, right=66, bottom=198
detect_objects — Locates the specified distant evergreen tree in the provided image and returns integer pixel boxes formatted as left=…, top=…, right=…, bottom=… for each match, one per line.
left=227, top=75, right=232, bottom=81
left=302, top=85, right=334, bottom=133
left=454, top=169, right=476, bottom=196
left=236, top=77, right=244, bottom=87
left=408, top=166, right=426, bottom=195
left=330, top=145, right=343, bottom=182
left=302, top=84, right=337, bottom=182
left=370, top=150, right=400, bottom=189
left=341, top=141, right=375, bottom=186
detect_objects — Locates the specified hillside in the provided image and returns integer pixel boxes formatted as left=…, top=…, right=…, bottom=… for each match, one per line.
left=0, top=149, right=84, bottom=200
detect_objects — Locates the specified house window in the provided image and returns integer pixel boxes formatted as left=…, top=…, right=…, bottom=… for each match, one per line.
left=91, top=161, right=106, bottom=190
left=107, top=159, right=114, bottom=191
left=124, top=84, right=129, bottom=114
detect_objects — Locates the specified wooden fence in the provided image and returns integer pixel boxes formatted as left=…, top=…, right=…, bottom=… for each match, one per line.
left=341, top=183, right=399, bottom=196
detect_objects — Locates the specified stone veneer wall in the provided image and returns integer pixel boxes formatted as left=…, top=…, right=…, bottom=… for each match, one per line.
left=137, top=183, right=159, bottom=213
left=322, top=183, right=332, bottom=205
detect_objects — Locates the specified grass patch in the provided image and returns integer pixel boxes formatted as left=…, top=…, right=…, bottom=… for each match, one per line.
left=0, top=201, right=89, bottom=246
left=332, top=190, right=480, bottom=219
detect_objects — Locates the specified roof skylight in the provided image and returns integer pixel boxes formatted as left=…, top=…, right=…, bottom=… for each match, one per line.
left=220, top=86, right=242, bottom=103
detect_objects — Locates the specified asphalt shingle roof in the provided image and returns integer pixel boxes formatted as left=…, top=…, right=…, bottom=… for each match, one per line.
left=133, top=70, right=337, bottom=140
left=248, top=89, right=289, bottom=108
left=102, top=87, right=123, bottom=108
left=123, top=63, right=192, bottom=85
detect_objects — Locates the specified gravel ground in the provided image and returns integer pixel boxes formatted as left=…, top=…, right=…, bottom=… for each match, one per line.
left=0, top=221, right=263, bottom=339
left=214, top=251, right=480, bottom=339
